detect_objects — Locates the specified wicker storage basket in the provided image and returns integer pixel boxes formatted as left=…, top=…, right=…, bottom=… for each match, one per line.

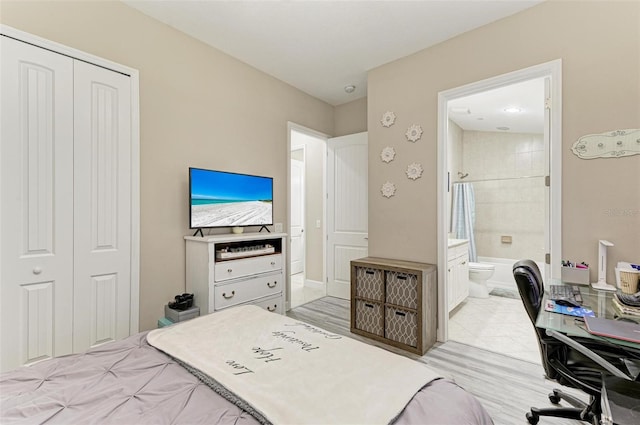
left=385, top=306, right=418, bottom=347
left=619, top=270, right=640, bottom=294
left=355, top=267, right=384, bottom=301
left=386, top=271, right=418, bottom=309
left=354, top=299, right=384, bottom=336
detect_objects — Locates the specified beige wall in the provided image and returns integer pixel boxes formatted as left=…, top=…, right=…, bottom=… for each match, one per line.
left=0, top=0, right=335, bottom=331
left=368, top=0, right=640, bottom=284
left=447, top=120, right=464, bottom=217
left=334, top=97, right=367, bottom=136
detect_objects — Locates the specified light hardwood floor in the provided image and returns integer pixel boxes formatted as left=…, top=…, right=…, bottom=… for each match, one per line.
left=287, top=296, right=586, bottom=425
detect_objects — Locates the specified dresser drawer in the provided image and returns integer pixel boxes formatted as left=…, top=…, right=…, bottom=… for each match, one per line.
left=214, top=254, right=282, bottom=282
left=252, top=294, right=284, bottom=314
left=214, top=272, right=283, bottom=309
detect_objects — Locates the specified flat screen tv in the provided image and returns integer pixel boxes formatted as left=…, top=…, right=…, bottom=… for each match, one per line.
left=189, top=167, right=273, bottom=229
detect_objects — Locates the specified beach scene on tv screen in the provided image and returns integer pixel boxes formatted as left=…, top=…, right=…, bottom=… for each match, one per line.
left=191, top=170, right=273, bottom=228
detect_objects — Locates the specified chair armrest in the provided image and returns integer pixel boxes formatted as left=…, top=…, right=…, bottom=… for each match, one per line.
left=545, top=329, right=631, bottom=380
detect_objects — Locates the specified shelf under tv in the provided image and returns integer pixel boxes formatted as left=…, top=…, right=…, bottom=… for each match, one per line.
left=215, top=246, right=276, bottom=260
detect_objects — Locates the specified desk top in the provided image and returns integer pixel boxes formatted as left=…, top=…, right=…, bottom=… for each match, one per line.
left=536, top=280, right=640, bottom=350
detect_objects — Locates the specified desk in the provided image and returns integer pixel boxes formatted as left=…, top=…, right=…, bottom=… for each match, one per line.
left=536, top=281, right=640, bottom=350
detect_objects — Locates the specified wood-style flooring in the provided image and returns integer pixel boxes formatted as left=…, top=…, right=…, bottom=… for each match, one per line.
left=287, top=296, right=586, bottom=425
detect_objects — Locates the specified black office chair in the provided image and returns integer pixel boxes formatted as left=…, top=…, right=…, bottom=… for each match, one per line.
left=512, top=260, right=640, bottom=424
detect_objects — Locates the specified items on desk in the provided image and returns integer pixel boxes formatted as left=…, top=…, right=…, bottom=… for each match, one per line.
left=615, top=261, right=640, bottom=294
left=561, top=260, right=590, bottom=285
left=544, top=299, right=595, bottom=318
left=592, top=240, right=617, bottom=292
left=613, top=290, right=640, bottom=317
left=550, top=284, right=584, bottom=305
left=584, top=316, right=640, bottom=344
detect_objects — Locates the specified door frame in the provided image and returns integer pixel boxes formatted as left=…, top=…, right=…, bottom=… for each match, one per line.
left=286, top=122, right=328, bottom=310
left=0, top=24, right=140, bottom=335
left=436, top=59, right=562, bottom=341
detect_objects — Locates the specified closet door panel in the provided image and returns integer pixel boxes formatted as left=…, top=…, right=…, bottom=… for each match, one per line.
left=73, top=61, right=132, bottom=351
left=0, top=37, right=74, bottom=372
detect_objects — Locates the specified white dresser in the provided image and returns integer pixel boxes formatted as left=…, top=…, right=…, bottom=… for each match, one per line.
left=185, top=232, right=287, bottom=315
left=447, top=239, right=470, bottom=312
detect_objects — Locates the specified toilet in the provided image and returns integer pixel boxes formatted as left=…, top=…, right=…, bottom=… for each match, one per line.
left=468, top=262, right=495, bottom=298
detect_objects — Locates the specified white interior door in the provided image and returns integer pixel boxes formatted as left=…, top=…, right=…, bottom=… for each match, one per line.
left=327, top=132, right=368, bottom=299
left=0, top=37, right=75, bottom=372
left=73, top=60, right=132, bottom=351
left=290, top=149, right=305, bottom=275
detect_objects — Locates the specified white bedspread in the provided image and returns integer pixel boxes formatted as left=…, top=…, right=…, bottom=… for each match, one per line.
left=147, top=305, right=441, bottom=425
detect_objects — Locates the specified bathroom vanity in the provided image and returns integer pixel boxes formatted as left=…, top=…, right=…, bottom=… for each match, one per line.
left=447, top=239, right=469, bottom=312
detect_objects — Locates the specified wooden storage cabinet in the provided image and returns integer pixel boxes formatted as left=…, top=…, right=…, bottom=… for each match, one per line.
left=185, top=233, right=287, bottom=315
left=350, top=257, right=437, bottom=355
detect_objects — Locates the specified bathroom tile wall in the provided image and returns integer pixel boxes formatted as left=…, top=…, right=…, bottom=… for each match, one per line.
left=462, top=131, right=545, bottom=261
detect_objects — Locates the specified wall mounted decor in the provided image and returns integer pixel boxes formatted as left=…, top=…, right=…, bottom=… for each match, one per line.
left=381, top=181, right=396, bottom=198
left=406, top=163, right=423, bottom=180
left=405, top=124, right=423, bottom=142
left=381, top=111, right=397, bottom=127
left=380, top=146, right=396, bottom=163
left=571, top=129, right=640, bottom=159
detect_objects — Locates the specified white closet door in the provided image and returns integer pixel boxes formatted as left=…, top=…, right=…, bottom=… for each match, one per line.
left=0, top=37, right=74, bottom=372
left=73, top=61, right=132, bottom=351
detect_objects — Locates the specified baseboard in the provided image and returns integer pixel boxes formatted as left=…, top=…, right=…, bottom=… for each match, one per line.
left=304, top=279, right=324, bottom=290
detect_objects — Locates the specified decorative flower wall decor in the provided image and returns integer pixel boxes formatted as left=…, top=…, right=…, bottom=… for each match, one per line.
left=405, top=124, right=423, bottom=142
left=406, top=163, right=423, bottom=180
left=380, top=111, right=396, bottom=128
left=380, top=146, right=396, bottom=163
left=381, top=181, right=396, bottom=198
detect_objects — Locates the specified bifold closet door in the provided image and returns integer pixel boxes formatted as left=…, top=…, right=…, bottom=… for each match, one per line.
left=0, top=36, right=75, bottom=372
left=72, top=61, right=132, bottom=352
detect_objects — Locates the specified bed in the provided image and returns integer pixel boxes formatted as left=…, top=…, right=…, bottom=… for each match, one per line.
left=1, top=306, right=493, bottom=424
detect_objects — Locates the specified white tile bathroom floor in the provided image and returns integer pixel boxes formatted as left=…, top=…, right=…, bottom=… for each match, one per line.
left=290, top=272, right=325, bottom=308
left=448, top=293, right=541, bottom=364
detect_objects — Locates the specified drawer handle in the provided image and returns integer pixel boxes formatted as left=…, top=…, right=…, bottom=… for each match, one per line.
left=267, top=305, right=277, bottom=312
left=461, top=261, right=466, bottom=265
left=270, top=261, right=276, bottom=266
left=397, top=275, right=407, bottom=280
left=365, top=270, right=375, bottom=275
left=364, top=303, right=374, bottom=308
left=395, top=311, right=406, bottom=317
left=227, top=268, right=233, bottom=273
left=222, top=291, right=235, bottom=299
left=267, top=281, right=277, bottom=288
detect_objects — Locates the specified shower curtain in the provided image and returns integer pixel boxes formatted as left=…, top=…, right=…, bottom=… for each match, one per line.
left=451, top=182, right=477, bottom=262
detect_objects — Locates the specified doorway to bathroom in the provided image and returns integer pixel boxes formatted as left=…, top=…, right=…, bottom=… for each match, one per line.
left=436, top=60, right=562, bottom=362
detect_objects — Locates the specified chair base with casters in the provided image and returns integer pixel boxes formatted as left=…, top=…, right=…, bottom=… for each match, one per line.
left=526, top=390, right=597, bottom=424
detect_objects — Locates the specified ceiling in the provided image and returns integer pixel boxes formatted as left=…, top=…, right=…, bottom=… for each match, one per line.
left=123, top=0, right=543, bottom=106
left=448, top=77, right=545, bottom=134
